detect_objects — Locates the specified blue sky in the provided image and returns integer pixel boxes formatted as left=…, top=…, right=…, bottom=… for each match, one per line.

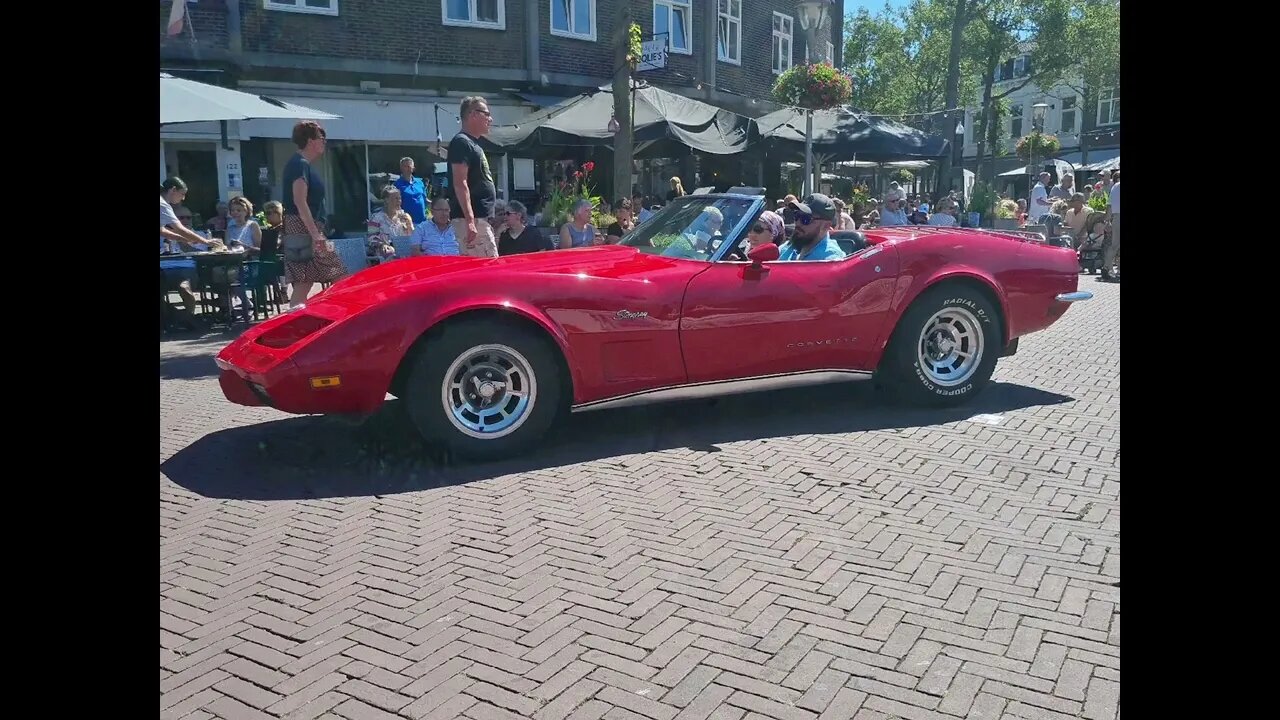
left=845, top=0, right=912, bottom=15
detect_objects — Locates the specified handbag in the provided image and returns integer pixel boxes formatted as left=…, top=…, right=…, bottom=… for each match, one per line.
left=282, top=214, right=314, bottom=263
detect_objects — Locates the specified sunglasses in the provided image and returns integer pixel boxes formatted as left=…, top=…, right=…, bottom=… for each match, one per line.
left=750, top=223, right=767, bottom=234
left=795, top=213, right=814, bottom=225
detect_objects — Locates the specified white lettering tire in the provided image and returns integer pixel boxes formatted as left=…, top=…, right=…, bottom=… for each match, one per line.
left=878, top=285, right=1002, bottom=407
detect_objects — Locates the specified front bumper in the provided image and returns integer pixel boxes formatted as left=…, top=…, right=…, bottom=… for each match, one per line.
left=215, top=354, right=388, bottom=416
left=215, top=355, right=300, bottom=410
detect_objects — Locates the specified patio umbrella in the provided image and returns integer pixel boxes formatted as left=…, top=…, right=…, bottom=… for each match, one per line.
left=483, top=83, right=755, bottom=157
left=160, top=73, right=341, bottom=125
left=754, top=107, right=949, bottom=161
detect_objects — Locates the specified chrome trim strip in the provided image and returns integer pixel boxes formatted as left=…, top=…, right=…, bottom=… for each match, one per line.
left=1055, top=291, right=1094, bottom=302
left=570, top=369, right=873, bottom=413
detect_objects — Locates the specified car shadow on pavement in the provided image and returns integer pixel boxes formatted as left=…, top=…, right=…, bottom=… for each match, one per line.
left=162, top=380, right=1073, bottom=501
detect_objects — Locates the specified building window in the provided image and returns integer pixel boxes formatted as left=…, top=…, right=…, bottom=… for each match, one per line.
left=264, top=0, right=338, bottom=15
left=1010, top=102, right=1023, bottom=138
left=1096, top=87, right=1119, bottom=126
left=826, top=41, right=834, bottom=64
left=653, top=1, right=692, bottom=55
left=551, top=0, right=595, bottom=41
left=442, top=0, right=504, bottom=29
left=772, top=13, right=793, bottom=74
left=717, top=0, right=741, bottom=65
left=1059, top=95, right=1077, bottom=134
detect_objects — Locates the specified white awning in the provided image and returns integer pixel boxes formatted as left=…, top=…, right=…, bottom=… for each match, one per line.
left=160, top=73, right=340, bottom=125
left=240, top=96, right=533, bottom=145
left=999, top=159, right=1076, bottom=177
left=1055, top=148, right=1119, bottom=171
left=1083, top=154, right=1120, bottom=173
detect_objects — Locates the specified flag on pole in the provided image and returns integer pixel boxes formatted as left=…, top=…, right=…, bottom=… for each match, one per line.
left=166, top=0, right=187, bottom=37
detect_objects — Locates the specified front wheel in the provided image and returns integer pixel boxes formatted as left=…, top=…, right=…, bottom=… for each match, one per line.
left=403, top=321, right=563, bottom=460
left=878, top=285, right=1002, bottom=406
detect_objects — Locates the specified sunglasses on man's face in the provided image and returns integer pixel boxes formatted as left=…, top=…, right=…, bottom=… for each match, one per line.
left=795, top=213, right=814, bottom=225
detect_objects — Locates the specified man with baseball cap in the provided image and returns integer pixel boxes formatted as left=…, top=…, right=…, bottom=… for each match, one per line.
left=779, top=193, right=845, bottom=261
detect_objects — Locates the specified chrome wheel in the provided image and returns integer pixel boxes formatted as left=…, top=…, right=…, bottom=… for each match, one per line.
left=917, top=307, right=985, bottom=387
left=440, top=344, right=537, bottom=440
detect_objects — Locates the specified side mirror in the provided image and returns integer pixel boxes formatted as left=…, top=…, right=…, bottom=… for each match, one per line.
left=747, top=242, right=780, bottom=266
left=742, top=243, right=780, bottom=279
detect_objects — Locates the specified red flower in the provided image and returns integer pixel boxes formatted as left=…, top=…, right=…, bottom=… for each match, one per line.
left=575, top=171, right=583, bottom=179
left=582, top=161, right=595, bottom=173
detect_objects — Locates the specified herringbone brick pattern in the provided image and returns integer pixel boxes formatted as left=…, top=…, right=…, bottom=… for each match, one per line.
left=161, top=277, right=1119, bottom=720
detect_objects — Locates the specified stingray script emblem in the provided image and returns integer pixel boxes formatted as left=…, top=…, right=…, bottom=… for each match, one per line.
left=616, top=310, right=649, bottom=320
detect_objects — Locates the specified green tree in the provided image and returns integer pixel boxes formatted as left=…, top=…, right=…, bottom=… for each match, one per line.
left=843, top=1, right=981, bottom=115
left=842, top=5, right=912, bottom=114
left=1064, top=0, right=1120, bottom=163
left=970, top=0, right=1079, bottom=183
left=843, top=1, right=984, bottom=192
left=612, top=11, right=638, bottom=203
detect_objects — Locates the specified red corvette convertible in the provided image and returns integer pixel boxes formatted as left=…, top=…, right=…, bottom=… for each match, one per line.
left=216, top=193, right=1091, bottom=459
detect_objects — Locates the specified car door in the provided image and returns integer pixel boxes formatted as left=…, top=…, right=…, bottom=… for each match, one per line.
left=678, top=243, right=901, bottom=384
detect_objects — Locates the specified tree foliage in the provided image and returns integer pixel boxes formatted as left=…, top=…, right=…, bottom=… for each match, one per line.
left=841, top=0, right=1118, bottom=186
left=842, top=1, right=982, bottom=117
left=1065, top=0, right=1120, bottom=102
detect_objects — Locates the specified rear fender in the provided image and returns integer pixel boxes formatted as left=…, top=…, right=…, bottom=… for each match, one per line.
left=890, top=267, right=1013, bottom=348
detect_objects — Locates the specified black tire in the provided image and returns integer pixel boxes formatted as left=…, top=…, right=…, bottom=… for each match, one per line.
left=878, top=284, right=1002, bottom=407
left=403, top=320, right=564, bottom=460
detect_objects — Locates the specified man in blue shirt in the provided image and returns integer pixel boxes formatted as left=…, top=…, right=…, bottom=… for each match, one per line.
left=394, top=157, right=428, bottom=225
left=779, top=193, right=846, bottom=261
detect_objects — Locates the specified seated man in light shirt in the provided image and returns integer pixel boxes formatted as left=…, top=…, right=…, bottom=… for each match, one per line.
left=927, top=199, right=959, bottom=226
left=878, top=196, right=910, bottom=226
left=410, top=198, right=461, bottom=256
left=778, top=193, right=846, bottom=261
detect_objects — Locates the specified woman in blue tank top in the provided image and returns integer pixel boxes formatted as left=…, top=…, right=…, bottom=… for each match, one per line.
left=559, top=199, right=596, bottom=249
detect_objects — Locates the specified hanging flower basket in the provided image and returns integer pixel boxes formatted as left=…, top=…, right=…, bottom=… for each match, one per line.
left=772, top=62, right=853, bottom=110
left=1015, top=131, right=1062, bottom=163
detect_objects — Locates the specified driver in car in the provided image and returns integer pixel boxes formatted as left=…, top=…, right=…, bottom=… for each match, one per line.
left=779, top=193, right=845, bottom=261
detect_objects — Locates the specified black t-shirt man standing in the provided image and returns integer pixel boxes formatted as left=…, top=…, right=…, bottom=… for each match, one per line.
left=448, top=96, right=499, bottom=257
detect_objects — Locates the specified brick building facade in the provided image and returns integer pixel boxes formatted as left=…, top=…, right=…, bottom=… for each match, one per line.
left=160, top=1, right=844, bottom=226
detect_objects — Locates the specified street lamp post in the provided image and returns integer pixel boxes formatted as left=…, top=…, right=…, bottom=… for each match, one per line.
left=1030, top=102, right=1048, bottom=201
left=954, top=117, right=965, bottom=209
left=796, top=0, right=833, bottom=195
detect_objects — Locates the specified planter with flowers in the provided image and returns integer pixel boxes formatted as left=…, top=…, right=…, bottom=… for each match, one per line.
left=1015, top=131, right=1062, bottom=164
left=772, top=62, right=853, bottom=110
left=540, top=161, right=602, bottom=229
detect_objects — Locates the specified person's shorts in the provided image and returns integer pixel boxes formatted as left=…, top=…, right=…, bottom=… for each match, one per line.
left=161, top=265, right=197, bottom=289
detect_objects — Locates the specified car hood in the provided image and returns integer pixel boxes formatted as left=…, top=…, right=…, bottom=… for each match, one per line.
left=317, top=246, right=688, bottom=305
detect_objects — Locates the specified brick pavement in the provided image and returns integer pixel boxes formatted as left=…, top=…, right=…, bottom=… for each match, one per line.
left=161, top=276, right=1119, bottom=720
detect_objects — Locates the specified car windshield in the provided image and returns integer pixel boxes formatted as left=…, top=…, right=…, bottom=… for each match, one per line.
left=620, top=196, right=758, bottom=260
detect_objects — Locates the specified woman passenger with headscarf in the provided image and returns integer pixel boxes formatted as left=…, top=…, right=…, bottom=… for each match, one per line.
left=725, top=210, right=785, bottom=260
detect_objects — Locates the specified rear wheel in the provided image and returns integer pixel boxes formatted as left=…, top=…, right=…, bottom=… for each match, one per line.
left=878, top=285, right=1002, bottom=406
left=403, top=320, right=563, bottom=460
